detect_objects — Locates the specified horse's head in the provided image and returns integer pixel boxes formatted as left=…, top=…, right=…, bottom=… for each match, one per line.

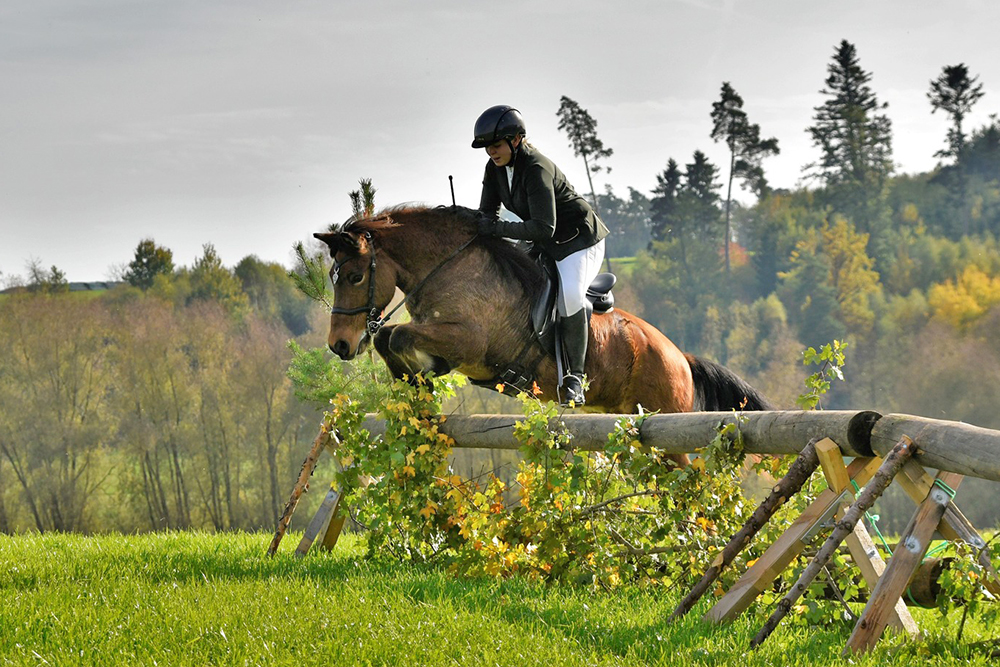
left=314, top=226, right=398, bottom=360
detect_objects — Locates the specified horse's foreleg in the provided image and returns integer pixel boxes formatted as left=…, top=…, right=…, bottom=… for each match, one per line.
left=373, top=325, right=419, bottom=380
left=374, top=323, right=470, bottom=380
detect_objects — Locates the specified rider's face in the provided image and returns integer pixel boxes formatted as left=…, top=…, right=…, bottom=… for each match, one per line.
left=485, top=136, right=519, bottom=167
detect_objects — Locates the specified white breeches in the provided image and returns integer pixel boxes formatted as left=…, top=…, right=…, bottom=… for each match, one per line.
left=555, top=240, right=606, bottom=317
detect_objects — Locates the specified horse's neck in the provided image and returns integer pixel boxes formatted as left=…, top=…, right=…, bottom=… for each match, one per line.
left=380, top=223, right=464, bottom=293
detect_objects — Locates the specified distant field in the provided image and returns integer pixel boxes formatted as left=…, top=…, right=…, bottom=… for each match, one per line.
left=1, top=531, right=994, bottom=666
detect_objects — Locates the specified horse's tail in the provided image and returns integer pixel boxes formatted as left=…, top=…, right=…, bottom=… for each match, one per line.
left=686, top=354, right=774, bottom=412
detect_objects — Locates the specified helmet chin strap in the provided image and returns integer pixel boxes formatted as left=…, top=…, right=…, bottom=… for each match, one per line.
left=504, top=135, right=521, bottom=165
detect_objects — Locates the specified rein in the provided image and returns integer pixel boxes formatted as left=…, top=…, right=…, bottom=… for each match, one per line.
left=331, top=232, right=478, bottom=341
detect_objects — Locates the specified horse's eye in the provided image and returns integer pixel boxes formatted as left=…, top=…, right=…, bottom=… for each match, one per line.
left=349, top=273, right=365, bottom=285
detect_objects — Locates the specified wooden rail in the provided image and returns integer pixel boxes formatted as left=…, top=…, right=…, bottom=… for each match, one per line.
left=358, top=409, right=1000, bottom=483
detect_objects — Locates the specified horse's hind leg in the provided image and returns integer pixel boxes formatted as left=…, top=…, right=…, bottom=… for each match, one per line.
left=373, top=324, right=454, bottom=381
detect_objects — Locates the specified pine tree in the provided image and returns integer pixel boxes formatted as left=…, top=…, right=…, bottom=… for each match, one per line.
left=928, top=63, right=985, bottom=162
left=928, top=64, right=986, bottom=236
left=711, top=82, right=780, bottom=274
left=649, top=159, right=683, bottom=243
left=556, top=96, right=613, bottom=219
left=124, top=239, right=174, bottom=291
left=806, top=40, right=893, bottom=241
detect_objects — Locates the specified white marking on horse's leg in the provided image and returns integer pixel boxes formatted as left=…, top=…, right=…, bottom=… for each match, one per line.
left=412, top=350, right=436, bottom=373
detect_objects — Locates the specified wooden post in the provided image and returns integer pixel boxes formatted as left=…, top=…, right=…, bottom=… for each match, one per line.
left=896, top=461, right=1000, bottom=596
left=669, top=438, right=822, bottom=622
left=816, top=439, right=918, bottom=637
left=704, top=455, right=882, bottom=624
left=844, top=471, right=965, bottom=655
left=267, top=426, right=334, bottom=556
left=750, top=437, right=917, bottom=649
left=295, top=484, right=344, bottom=557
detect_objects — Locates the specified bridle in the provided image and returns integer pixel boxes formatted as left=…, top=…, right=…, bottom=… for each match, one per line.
left=329, top=230, right=477, bottom=342
left=329, top=232, right=384, bottom=339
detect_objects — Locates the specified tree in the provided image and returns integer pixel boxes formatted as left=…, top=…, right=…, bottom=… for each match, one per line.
left=25, top=259, right=69, bottom=293
left=806, top=40, right=893, bottom=241
left=124, top=239, right=174, bottom=290
left=711, top=82, right=780, bottom=275
left=188, top=244, right=249, bottom=316
left=556, top=96, right=613, bottom=219
left=649, top=159, right=683, bottom=243
left=595, top=186, right=652, bottom=257
left=928, top=64, right=985, bottom=162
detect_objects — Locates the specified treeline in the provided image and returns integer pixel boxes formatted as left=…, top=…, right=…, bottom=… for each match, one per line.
left=0, top=247, right=391, bottom=534
left=586, top=42, right=1000, bottom=429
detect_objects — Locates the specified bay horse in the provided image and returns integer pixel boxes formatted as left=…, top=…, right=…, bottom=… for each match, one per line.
left=314, top=205, right=771, bottom=465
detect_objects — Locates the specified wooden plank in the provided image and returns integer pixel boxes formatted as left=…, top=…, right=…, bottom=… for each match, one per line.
left=897, top=461, right=1000, bottom=596
left=704, top=456, right=882, bottom=624
left=294, top=485, right=341, bottom=558
left=817, top=439, right=917, bottom=637
left=844, top=519, right=919, bottom=637
left=751, top=438, right=917, bottom=649
left=815, top=438, right=850, bottom=493
left=268, top=427, right=334, bottom=556
left=844, top=471, right=965, bottom=655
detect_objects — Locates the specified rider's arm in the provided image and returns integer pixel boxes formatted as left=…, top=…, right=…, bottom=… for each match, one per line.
left=478, top=164, right=502, bottom=218
left=490, top=163, right=557, bottom=241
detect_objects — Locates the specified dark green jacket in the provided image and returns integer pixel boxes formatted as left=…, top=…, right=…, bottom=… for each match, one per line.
left=479, top=144, right=609, bottom=261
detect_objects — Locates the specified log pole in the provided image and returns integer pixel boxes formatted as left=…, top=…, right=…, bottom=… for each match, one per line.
left=266, top=426, right=335, bottom=557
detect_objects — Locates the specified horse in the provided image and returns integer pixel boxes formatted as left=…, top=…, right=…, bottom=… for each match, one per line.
left=314, top=205, right=772, bottom=466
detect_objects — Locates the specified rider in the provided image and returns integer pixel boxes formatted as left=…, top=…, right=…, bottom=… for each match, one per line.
left=472, top=104, right=609, bottom=406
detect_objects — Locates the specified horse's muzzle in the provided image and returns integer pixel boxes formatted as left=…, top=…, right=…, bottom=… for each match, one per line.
left=331, top=340, right=354, bottom=360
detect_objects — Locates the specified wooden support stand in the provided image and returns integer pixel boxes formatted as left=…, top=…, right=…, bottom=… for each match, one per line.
left=669, top=437, right=822, bottom=622
left=750, top=437, right=917, bottom=649
left=704, top=453, right=882, bottom=624
left=817, top=438, right=918, bottom=638
left=844, top=470, right=965, bottom=654
left=687, top=431, right=998, bottom=656
left=295, top=484, right=347, bottom=557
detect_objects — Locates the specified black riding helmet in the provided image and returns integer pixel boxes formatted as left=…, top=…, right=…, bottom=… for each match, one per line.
left=471, top=105, right=526, bottom=149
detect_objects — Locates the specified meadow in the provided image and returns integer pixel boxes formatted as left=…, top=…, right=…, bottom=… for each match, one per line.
left=1, top=531, right=996, bottom=666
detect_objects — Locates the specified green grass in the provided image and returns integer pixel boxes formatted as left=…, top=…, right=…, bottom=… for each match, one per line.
left=0, top=532, right=995, bottom=666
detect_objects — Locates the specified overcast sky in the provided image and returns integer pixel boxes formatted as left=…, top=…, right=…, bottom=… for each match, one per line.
left=2, top=0, right=999, bottom=281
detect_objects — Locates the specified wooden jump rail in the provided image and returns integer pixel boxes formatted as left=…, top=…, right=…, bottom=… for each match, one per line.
left=269, top=408, right=1000, bottom=656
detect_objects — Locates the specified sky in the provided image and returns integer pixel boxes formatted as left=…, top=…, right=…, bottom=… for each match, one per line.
left=2, top=0, right=999, bottom=281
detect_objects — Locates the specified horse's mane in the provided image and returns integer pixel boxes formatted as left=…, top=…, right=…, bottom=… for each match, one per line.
left=345, top=205, right=543, bottom=300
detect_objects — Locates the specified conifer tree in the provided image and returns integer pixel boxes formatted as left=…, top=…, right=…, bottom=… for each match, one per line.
left=928, top=63, right=985, bottom=162
left=711, top=82, right=780, bottom=274
left=806, top=40, right=893, bottom=241
left=556, top=96, right=613, bottom=219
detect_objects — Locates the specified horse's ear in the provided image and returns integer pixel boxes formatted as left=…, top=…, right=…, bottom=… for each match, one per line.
left=313, top=232, right=339, bottom=256
left=339, top=231, right=362, bottom=252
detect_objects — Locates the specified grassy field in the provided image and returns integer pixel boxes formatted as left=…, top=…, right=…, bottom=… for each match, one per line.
left=0, top=531, right=995, bottom=666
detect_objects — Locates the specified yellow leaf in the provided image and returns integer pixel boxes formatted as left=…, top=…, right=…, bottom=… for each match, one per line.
left=399, top=426, right=408, bottom=436
left=416, top=444, right=431, bottom=455
left=691, top=457, right=706, bottom=472
left=402, top=465, right=416, bottom=477
left=448, top=475, right=463, bottom=486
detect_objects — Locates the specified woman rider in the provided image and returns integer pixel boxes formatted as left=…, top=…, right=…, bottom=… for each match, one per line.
left=472, top=105, right=609, bottom=406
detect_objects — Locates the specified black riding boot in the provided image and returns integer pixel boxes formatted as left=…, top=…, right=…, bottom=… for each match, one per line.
left=559, top=309, right=589, bottom=407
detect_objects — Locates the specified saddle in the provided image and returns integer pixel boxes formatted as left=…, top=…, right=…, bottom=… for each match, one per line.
left=493, top=255, right=616, bottom=391
left=531, top=256, right=616, bottom=352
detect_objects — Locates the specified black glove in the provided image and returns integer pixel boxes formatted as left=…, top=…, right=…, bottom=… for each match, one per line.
left=476, top=213, right=500, bottom=237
